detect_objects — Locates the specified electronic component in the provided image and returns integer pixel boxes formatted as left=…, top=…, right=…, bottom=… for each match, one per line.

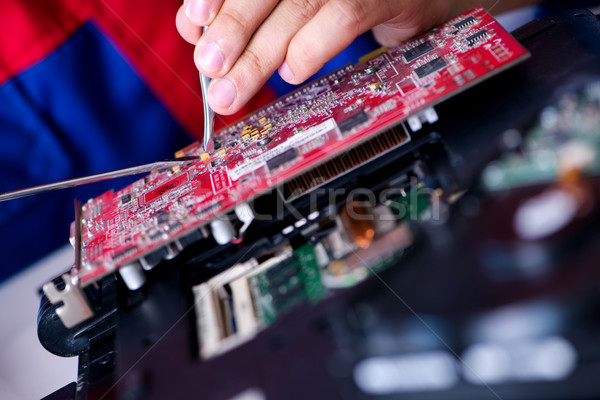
left=193, top=246, right=324, bottom=359
left=210, top=219, right=236, bottom=245
left=403, top=41, right=435, bottom=62
left=193, top=194, right=418, bottom=358
left=337, top=110, right=369, bottom=133
left=281, top=124, right=410, bottom=201
left=41, top=7, right=529, bottom=328
left=249, top=245, right=323, bottom=324
left=339, top=201, right=375, bottom=249
left=483, top=81, right=600, bottom=191
left=414, top=57, right=448, bottom=79
left=118, top=263, right=146, bottom=291
left=194, top=257, right=262, bottom=359
left=454, top=16, right=477, bottom=31
left=266, top=148, right=298, bottom=171
left=121, top=194, right=131, bottom=204
left=467, top=29, right=489, bottom=46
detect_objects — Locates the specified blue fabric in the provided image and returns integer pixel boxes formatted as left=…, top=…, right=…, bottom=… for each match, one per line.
left=0, top=22, right=190, bottom=281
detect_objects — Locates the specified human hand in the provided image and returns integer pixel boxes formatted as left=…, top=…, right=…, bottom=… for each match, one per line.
left=176, top=0, right=472, bottom=115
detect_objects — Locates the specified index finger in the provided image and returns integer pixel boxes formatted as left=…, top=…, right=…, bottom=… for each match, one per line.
left=176, top=0, right=225, bottom=44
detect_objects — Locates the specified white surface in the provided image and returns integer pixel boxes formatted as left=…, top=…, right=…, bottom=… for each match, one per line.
left=0, top=245, right=78, bottom=400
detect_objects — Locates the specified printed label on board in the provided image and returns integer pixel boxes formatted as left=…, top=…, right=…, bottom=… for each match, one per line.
left=144, top=173, right=189, bottom=203
left=228, top=119, right=339, bottom=181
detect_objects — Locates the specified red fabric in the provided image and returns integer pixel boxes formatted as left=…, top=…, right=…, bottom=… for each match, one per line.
left=91, top=0, right=277, bottom=138
left=0, top=0, right=277, bottom=139
left=0, top=0, right=91, bottom=86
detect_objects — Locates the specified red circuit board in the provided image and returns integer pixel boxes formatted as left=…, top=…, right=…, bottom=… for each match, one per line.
left=71, top=7, right=528, bottom=286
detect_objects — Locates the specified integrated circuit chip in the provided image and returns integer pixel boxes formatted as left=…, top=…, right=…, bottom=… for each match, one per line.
left=454, top=16, right=477, bottom=31
left=414, top=58, right=448, bottom=79
left=156, top=212, right=170, bottom=224
left=337, top=111, right=369, bottom=133
left=403, top=41, right=435, bottom=63
left=267, top=148, right=298, bottom=171
left=467, top=29, right=489, bottom=46
left=112, top=246, right=138, bottom=262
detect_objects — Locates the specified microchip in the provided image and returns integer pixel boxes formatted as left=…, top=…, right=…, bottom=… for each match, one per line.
left=267, top=148, right=298, bottom=171
left=454, top=16, right=476, bottom=31
left=156, top=212, right=170, bottom=224
left=265, top=257, right=297, bottom=279
left=268, top=266, right=302, bottom=289
left=121, top=194, right=132, bottom=205
left=467, top=29, right=489, bottom=46
left=169, top=221, right=183, bottom=231
left=195, top=203, right=220, bottom=218
left=403, top=41, right=435, bottom=63
left=414, top=58, right=448, bottom=79
left=337, top=110, right=369, bottom=133
left=149, top=231, right=164, bottom=241
left=112, top=246, right=138, bottom=262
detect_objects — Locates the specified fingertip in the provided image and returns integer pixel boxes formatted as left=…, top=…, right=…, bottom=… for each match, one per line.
left=176, top=5, right=202, bottom=44
left=195, top=42, right=225, bottom=75
left=208, top=78, right=238, bottom=115
left=185, top=0, right=211, bottom=25
left=278, top=61, right=295, bottom=84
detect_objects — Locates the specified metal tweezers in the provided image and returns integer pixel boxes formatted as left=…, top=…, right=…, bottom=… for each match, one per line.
left=200, top=26, right=215, bottom=153
left=0, top=157, right=199, bottom=202
left=0, top=29, right=217, bottom=203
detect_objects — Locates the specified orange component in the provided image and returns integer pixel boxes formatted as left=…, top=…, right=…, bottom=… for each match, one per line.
left=340, top=201, right=375, bottom=249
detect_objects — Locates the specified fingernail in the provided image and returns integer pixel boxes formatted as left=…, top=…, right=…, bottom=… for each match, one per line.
left=198, top=43, right=224, bottom=73
left=185, top=0, right=210, bottom=24
left=209, top=79, right=236, bottom=109
left=279, top=61, right=294, bottom=82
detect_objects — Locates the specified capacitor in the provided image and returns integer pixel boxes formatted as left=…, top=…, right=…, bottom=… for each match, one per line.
left=257, top=137, right=272, bottom=147
left=364, top=65, right=379, bottom=75
left=210, top=219, right=236, bottom=245
left=119, top=263, right=146, bottom=291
